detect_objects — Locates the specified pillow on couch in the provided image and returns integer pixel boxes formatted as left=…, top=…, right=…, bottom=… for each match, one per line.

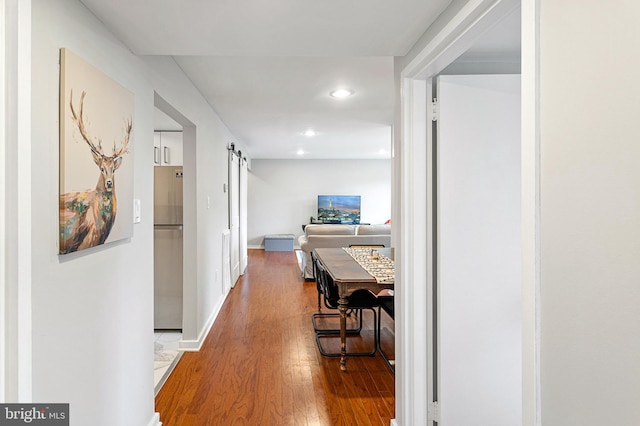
left=356, top=224, right=391, bottom=235
left=305, top=224, right=356, bottom=236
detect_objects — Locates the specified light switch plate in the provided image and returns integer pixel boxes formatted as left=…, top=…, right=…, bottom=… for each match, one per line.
left=133, top=198, right=141, bottom=223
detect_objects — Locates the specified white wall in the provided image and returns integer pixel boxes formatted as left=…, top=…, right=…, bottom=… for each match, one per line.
left=30, top=1, right=238, bottom=424
left=247, top=159, right=391, bottom=247
left=539, top=1, right=640, bottom=425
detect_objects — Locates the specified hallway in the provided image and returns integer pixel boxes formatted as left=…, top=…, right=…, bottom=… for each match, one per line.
left=155, top=249, right=395, bottom=425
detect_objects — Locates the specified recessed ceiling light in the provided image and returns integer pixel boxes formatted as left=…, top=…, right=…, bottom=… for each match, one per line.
left=297, top=149, right=304, bottom=156
left=303, top=129, right=316, bottom=137
left=330, top=89, right=353, bottom=99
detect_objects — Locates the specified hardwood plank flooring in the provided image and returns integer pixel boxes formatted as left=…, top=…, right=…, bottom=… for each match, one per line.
left=156, top=249, right=395, bottom=426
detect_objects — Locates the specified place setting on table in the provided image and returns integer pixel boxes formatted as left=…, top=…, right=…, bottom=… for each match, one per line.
left=342, top=247, right=395, bottom=284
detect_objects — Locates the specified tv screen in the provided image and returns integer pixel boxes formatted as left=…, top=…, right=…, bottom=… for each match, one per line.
left=317, top=195, right=361, bottom=224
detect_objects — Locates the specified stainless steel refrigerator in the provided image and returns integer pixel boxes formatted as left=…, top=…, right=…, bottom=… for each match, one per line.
left=154, top=167, right=183, bottom=330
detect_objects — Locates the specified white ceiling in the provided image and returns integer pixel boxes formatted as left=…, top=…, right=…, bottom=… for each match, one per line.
left=174, top=56, right=394, bottom=159
left=80, top=0, right=520, bottom=159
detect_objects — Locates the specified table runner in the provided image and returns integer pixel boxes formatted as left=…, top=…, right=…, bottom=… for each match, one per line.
left=342, top=247, right=395, bottom=284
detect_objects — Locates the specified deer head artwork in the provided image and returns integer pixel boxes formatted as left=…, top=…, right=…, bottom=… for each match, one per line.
left=59, top=90, right=132, bottom=254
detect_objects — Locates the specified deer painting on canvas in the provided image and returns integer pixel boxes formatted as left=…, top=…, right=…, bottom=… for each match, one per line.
left=59, top=91, right=132, bottom=253
left=59, top=49, right=134, bottom=255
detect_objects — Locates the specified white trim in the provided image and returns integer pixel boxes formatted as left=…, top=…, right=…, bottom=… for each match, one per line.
left=147, top=412, right=162, bottom=426
left=178, top=288, right=228, bottom=351
left=521, top=1, right=541, bottom=425
left=397, top=77, right=429, bottom=426
left=2, top=0, right=32, bottom=402
left=0, top=0, right=7, bottom=403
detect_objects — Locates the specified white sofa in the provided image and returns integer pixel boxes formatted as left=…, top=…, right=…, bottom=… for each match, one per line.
left=298, top=224, right=392, bottom=279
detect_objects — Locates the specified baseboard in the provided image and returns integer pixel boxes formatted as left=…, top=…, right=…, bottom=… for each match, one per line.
left=147, top=412, right=162, bottom=426
left=248, top=245, right=301, bottom=250
left=390, top=419, right=397, bottom=426
left=178, top=290, right=228, bottom=351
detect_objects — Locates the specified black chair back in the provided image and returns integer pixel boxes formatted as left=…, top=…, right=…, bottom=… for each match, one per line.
left=316, top=261, right=339, bottom=307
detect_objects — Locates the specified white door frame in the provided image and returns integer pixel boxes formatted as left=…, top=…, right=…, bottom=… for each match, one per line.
left=395, top=0, right=540, bottom=424
left=519, top=1, right=541, bottom=423
left=1, top=0, right=33, bottom=402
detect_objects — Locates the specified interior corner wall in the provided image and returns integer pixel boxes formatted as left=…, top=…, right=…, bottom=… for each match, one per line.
left=539, top=1, right=640, bottom=425
left=31, top=0, right=236, bottom=424
left=247, top=159, right=391, bottom=248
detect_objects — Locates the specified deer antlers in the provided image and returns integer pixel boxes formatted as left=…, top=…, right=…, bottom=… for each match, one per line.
left=69, top=90, right=132, bottom=159
left=113, top=120, right=132, bottom=159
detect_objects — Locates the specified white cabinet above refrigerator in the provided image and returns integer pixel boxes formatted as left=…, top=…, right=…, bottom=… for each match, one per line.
left=154, top=131, right=183, bottom=166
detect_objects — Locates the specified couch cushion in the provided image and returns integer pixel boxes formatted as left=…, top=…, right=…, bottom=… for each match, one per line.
left=356, top=224, right=391, bottom=235
left=305, top=224, right=356, bottom=236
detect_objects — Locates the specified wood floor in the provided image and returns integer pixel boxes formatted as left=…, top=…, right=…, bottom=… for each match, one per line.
left=155, top=249, right=396, bottom=426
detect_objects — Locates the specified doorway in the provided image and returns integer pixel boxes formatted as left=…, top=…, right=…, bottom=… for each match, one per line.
left=152, top=106, right=183, bottom=392
left=152, top=93, right=198, bottom=391
left=153, top=121, right=184, bottom=331
left=395, top=1, right=529, bottom=424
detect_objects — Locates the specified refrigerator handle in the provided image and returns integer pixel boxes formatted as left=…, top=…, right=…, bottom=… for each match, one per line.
left=154, top=224, right=183, bottom=230
left=154, top=146, right=160, bottom=164
left=163, top=146, right=170, bottom=164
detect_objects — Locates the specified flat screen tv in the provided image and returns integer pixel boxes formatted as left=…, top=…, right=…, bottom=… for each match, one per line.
left=317, top=195, right=361, bottom=224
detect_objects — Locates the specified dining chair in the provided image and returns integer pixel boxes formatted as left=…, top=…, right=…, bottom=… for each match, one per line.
left=377, top=290, right=395, bottom=372
left=311, top=252, right=363, bottom=335
left=314, top=261, right=379, bottom=357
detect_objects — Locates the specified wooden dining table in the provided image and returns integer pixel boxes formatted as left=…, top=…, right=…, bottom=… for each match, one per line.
left=313, top=247, right=395, bottom=371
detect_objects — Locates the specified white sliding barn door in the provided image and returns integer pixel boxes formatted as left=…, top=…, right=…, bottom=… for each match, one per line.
left=229, top=152, right=240, bottom=286
left=436, top=74, right=522, bottom=425
left=239, top=158, right=248, bottom=275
